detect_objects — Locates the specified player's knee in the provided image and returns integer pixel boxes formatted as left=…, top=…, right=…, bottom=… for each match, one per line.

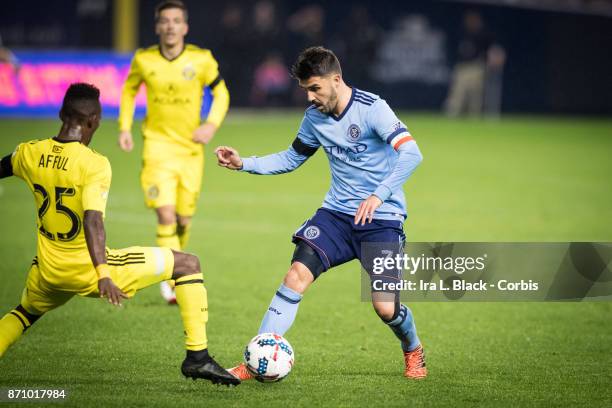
left=283, top=263, right=314, bottom=294
left=156, top=206, right=177, bottom=225
left=171, top=251, right=201, bottom=279
left=291, top=241, right=325, bottom=279
left=182, top=253, right=200, bottom=274
left=372, top=300, right=396, bottom=322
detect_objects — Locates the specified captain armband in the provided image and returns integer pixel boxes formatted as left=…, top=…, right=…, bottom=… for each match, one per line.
left=291, top=137, right=318, bottom=157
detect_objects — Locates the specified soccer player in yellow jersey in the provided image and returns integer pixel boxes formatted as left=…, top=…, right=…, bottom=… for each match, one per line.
left=118, top=0, right=230, bottom=303
left=0, top=83, right=239, bottom=386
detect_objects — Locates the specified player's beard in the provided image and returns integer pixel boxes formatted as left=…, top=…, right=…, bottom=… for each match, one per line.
left=318, top=88, right=338, bottom=115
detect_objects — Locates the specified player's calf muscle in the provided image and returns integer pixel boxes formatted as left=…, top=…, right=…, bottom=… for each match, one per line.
left=171, top=250, right=200, bottom=279
left=283, top=263, right=314, bottom=294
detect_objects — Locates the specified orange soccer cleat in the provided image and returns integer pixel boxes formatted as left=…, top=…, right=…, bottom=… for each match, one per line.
left=229, top=363, right=255, bottom=381
left=403, top=344, right=427, bottom=379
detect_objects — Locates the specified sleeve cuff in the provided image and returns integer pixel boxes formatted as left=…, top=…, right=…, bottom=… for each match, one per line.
left=240, top=157, right=256, bottom=172
left=373, top=184, right=392, bottom=202
left=205, top=118, right=221, bottom=128
left=118, top=121, right=132, bottom=132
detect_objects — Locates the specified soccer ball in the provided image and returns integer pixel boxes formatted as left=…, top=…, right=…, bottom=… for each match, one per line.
left=243, top=333, right=294, bottom=382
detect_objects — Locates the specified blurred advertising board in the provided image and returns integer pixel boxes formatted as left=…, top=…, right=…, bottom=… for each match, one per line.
left=0, top=51, right=211, bottom=118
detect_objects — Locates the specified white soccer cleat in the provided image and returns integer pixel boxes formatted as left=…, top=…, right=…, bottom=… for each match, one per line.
left=160, top=281, right=177, bottom=305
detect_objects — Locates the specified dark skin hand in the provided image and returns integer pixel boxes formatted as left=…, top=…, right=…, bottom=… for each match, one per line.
left=84, top=210, right=127, bottom=306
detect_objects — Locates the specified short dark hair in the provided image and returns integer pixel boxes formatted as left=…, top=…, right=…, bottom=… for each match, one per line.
left=290, top=46, right=342, bottom=81
left=61, top=83, right=100, bottom=121
left=155, top=0, right=188, bottom=22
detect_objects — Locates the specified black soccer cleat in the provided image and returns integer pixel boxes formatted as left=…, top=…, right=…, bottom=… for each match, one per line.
left=181, top=349, right=241, bottom=386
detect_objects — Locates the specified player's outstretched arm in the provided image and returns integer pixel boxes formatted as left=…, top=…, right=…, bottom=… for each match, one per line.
left=84, top=210, right=127, bottom=306
left=215, top=142, right=314, bottom=175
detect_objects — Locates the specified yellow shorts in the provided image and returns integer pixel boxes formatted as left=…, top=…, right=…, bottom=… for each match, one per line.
left=20, top=247, right=174, bottom=315
left=140, top=154, right=204, bottom=216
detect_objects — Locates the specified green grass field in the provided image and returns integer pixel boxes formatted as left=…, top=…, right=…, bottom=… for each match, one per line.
left=0, top=113, right=611, bottom=407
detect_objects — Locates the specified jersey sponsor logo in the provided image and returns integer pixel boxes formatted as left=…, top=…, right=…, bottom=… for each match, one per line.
left=347, top=124, right=361, bottom=141
left=52, top=145, right=63, bottom=154
left=154, top=84, right=192, bottom=105
left=304, top=226, right=320, bottom=240
left=322, top=143, right=368, bottom=162
left=153, top=96, right=192, bottom=105
left=182, top=64, right=196, bottom=80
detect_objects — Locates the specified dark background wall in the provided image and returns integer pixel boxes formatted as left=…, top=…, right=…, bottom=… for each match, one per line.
left=1, top=0, right=611, bottom=114
left=139, top=0, right=612, bottom=114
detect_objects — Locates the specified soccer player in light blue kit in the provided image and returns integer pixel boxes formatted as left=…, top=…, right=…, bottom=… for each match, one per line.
left=216, top=47, right=426, bottom=380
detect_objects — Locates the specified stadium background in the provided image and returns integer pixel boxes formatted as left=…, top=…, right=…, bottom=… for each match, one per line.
left=1, top=0, right=611, bottom=407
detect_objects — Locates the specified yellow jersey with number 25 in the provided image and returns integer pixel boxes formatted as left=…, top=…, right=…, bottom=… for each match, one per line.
left=11, top=138, right=111, bottom=291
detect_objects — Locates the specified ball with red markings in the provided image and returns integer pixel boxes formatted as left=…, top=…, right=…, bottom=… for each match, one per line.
left=244, top=333, right=295, bottom=382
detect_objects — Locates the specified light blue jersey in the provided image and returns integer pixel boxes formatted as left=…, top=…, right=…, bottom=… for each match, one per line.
left=241, top=88, right=423, bottom=220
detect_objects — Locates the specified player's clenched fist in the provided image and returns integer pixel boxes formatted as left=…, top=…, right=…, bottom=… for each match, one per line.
left=192, top=122, right=217, bottom=144
left=118, top=130, right=134, bottom=152
left=215, top=146, right=243, bottom=170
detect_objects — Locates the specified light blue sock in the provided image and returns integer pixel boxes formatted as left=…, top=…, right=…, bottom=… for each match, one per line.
left=258, top=284, right=303, bottom=336
left=387, top=304, right=421, bottom=352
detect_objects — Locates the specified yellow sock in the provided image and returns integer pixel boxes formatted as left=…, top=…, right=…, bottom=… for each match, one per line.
left=0, top=309, right=32, bottom=357
left=175, top=273, right=208, bottom=351
left=156, top=223, right=181, bottom=251
left=177, top=222, right=192, bottom=250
